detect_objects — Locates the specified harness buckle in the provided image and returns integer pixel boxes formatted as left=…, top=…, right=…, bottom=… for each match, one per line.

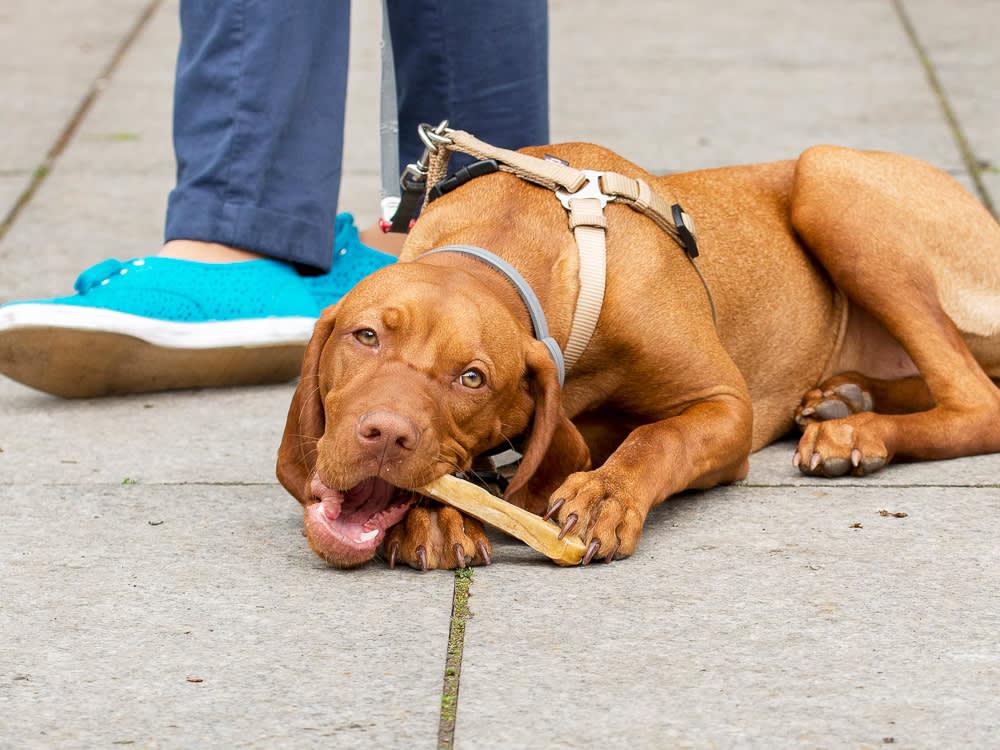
left=555, top=170, right=614, bottom=210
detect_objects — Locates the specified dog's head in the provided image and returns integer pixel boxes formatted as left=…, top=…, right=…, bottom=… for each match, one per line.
left=277, top=261, right=589, bottom=568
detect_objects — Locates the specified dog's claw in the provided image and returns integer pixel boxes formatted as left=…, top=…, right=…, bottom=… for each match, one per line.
left=543, top=498, right=565, bottom=522
left=476, top=540, right=491, bottom=566
left=558, top=513, right=578, bottom=540
left=388, top=541, right=398, bottom=570
left=582, top=539, right=600, bottom=565
left=453, top=543, right=466, bottom=568
left=416, top=546, right=427, bottom=572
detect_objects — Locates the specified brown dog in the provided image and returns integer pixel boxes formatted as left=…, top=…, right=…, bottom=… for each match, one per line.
left=277, top=142, right=1000, bottom=569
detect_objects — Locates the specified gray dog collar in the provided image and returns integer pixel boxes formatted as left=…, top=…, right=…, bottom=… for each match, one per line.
left=417, top=244, right=566, bottom=386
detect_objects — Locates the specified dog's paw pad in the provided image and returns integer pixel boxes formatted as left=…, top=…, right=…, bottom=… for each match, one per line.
left=795, top=380, right=874, bottom=428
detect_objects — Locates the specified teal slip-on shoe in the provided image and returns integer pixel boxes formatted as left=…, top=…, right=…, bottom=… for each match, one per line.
left=303, top=213, right=396, bottom=310
left=0, top=257, right=321, bottom=397
left=0, top=215, right=395, bottom=397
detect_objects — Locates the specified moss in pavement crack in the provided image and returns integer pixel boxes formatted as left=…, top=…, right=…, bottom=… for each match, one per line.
left=438, top=567, right=473, bottom=750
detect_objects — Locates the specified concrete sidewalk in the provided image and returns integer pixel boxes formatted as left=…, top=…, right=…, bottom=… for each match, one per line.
left=1, top=1, right=997, bottom=748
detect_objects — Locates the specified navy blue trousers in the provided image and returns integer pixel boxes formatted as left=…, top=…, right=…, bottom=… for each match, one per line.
left=165, top=1, right=549, bottom=271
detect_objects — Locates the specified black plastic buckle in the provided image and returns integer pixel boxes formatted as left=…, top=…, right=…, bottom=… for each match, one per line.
left=427, top=159, right=499, bottom=203
left=671, top=203, right=699, bottom=258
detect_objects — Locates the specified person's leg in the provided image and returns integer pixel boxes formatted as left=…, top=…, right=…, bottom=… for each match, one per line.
left=387, top=0, right=549, bottom=171
left=164, top=0, right=350, bottom=272
left=0, top=1, right=396, bottom=397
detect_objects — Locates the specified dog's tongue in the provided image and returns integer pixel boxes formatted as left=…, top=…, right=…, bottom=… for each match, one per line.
left=340, top=478, right=396, bottom=522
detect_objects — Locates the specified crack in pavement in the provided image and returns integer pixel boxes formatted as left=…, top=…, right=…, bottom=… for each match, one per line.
left=438, top=568, right=473, bottom=750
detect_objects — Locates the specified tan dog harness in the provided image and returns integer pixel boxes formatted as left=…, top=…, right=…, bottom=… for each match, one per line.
left=396, top=122, right=716, bottom=375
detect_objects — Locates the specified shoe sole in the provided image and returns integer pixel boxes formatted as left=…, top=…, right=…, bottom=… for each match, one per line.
left=0, top=304, right=316, bottom=397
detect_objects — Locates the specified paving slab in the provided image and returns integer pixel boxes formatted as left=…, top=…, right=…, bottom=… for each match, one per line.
left=0, top=0, right=174, bottom=303
left=0, top=0, right=153, bottom=219
left=549, top=0, right=965, bottom=178
left=0, top=484, right=453, bottom=749
left=457, top=485, right=1000, bottom=749
left=904, top=0, right=1000, bottom=168
left=0, top=379, right=295, bottom=485
left=984, top=172, right=1000, bottom=212
left=0, top=175, right=29, bottom=220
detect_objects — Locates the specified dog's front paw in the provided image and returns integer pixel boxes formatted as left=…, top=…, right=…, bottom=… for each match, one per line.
left=795, top=378, right=874, bottom=429
left=383, top=505, right=492, bottom=571
left=544, top=469, right=647, bottom=564
left=794, top=413, right=889, bottom=477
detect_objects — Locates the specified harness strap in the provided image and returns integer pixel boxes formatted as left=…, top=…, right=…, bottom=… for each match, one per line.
left=565, top=198, right=608, bottom=367
left=446, top=129, right=588, bottom=194
left=418, top=245, right=566, bottom=387
left=600, top=172, right=682, bottom=245
left=412, top=125, right=718, bottom=371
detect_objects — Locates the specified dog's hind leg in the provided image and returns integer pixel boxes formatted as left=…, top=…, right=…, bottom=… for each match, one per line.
left=788, top=145, right=1000, bottom=477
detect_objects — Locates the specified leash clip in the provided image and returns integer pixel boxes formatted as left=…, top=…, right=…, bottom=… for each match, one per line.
left=417, top=120, right=453, bottom=153
left=399, top=120, right=453, bottom=190
left=555, top=170, right=614, bottom=210
left=401, top=161, right=428, bottom=187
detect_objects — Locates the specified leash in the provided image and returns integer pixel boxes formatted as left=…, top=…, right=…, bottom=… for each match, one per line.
left=377, top=0, right=402, bottom=231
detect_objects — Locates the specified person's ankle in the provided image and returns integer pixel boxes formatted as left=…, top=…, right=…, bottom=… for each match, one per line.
left=160, top=240, right=266, bottom=263
left=359, top=224, right=406, bottom=257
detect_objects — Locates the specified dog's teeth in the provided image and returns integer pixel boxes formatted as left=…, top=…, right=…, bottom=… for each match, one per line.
left=359, top=528, right=379, bottom=542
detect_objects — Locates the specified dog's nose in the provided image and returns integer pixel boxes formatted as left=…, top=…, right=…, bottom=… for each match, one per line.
left=356, top=410, right=421, bottom=456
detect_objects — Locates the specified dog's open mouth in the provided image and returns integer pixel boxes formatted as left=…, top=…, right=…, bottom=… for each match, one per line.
left=304, top=474, right=417, bottom=567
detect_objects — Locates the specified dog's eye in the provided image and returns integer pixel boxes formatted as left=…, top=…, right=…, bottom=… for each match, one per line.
left=459, top=369, right=485, bottom=389
left=353, top=328, right=379, bottom=347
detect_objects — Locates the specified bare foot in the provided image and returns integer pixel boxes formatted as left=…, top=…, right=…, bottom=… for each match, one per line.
left=163, top=224, right=406, bottom=264
left=359, top=225, right=407, bottom=257
left=160, top=240, right=265, bottom=263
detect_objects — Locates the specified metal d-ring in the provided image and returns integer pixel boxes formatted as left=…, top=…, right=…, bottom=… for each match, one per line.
left=417, top=120, right=452, bottom=152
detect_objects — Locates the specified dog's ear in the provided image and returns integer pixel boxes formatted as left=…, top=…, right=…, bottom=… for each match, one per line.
left=505, top=341, right=590, bottom=512
left=276, top=305, right=338, bottom=505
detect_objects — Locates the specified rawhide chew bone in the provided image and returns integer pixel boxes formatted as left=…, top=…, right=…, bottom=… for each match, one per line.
left=417, top=473, right=586, bottom=565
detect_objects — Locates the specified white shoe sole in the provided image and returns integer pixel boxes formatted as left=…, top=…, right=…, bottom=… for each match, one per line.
left=0, top=304, right=318, bottom=397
